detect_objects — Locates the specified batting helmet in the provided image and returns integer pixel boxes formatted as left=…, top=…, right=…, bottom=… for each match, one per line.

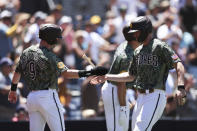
left=122, top=16, right=152, bottom=42
left=39, top=24, right=62, bottom=45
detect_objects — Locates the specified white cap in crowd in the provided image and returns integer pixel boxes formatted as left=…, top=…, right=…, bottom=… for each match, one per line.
left=0, top=10, right=12, bottom=19
left=58, top=16, right=72, bottom=25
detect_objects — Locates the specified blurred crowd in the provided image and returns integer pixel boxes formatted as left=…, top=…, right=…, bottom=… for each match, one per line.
left=0, top=0, right=197, bottom=122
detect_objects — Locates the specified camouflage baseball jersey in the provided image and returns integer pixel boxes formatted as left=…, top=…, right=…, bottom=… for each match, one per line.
left=15, top=45, right=68, bottom=90
left=129, top=39, right=181, bottom=90
left=108, top=41, right=135, bottom=88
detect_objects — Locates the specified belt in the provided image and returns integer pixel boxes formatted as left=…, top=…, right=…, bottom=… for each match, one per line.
left=107, top=80, right=116, bottom=85
left=31, top=88, right=49, bottom=91
left=137, top=88, right=154, bottom=94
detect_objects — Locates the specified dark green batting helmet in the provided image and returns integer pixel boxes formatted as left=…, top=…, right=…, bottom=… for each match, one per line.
left=39, top=24, right=62, bottom=45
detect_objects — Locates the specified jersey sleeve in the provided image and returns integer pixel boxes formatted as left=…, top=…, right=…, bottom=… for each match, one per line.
left=129, top=55, right=137, bottom=76
left=161, top=42, right=181, bottom=69
left=54, top=56, right=68, bottom=76
left=108, top=55, right=121, bottom=74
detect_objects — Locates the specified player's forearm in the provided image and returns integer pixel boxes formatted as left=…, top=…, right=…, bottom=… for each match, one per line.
left=63, top=69, right=80, bottom=79
left=12, top=72, right=21, bottom=84
left=105, top=72, right=135, bottom=82
left=63, top=67, right=109, bottom=79
left=10, top=72, right=21, bottom=92
left=175, top=62, right=185, bottom=86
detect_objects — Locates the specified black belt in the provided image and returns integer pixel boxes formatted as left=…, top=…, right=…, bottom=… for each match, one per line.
left=32, top=88, right=49, bottom=91
left=136, top=88, right=154, bottom=94
left=40, top=88, right=49, bottom=90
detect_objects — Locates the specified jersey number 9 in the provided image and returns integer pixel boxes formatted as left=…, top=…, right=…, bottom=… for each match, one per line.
left=29, top=61, right=36, bottom=80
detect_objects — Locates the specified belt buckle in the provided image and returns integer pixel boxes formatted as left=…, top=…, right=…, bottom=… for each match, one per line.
left=145, top=90, right=149, bottom=94
left=138, top=89, right=145, bottom=94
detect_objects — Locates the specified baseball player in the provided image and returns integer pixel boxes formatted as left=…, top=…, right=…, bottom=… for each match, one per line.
left=101, top=18, right=140, bottom=131
left=8, top=24, right=108, bottom=131
left=91, top=16, right=186, bottom=131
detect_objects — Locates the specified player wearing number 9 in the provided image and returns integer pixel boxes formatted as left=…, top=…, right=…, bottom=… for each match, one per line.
left=8, top=24, right=108, bottom=131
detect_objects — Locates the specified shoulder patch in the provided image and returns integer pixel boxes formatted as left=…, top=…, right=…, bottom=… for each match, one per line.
left=57, top=62, right=65, bottom=69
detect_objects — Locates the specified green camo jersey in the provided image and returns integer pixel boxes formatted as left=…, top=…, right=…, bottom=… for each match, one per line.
left=129, top=39, right=181, bottom=90
left=15, top=45, right=68, bottom=90
left=109, top=41, right=135, bottom=88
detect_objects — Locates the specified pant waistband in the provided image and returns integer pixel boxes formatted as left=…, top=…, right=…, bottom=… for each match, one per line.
left=137, top=88, right=154, bottom=94
left=136, top=88, right=165, bottom=94
left=106, top=81, right=117, bottom=87
left=31, top=88, right=49, bottom=92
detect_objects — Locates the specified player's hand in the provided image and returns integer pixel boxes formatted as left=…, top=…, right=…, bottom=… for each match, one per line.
left=8, top=91, right=17, bottom=103
left=175, top=89, right=186, bottom=106
left=90, top=76, right=106, bottom=85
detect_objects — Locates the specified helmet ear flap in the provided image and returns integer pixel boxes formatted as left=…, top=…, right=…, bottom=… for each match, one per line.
left=138, top=30, right=148, bottom=42
left=45, top=38, right=58, bottom=45
left=49, top=39, right=58, bottom=45
left=122, top=26, right=137, bottom=41
left=137, top=20, right=152, bottom=43
left=39, top=32, right=57, bottom=45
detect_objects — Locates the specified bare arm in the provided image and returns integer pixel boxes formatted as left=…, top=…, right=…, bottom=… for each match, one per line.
left=174, top=62, right=185, bottom=86
left=12, top=72, right=21, bottom=84
left=62, top=69, right=80, bottom=79
left=174, top=62, right=186, bottom=106
left=91, top=72, right=135, bottom=84
left=105, top=72, right=135, bottom=82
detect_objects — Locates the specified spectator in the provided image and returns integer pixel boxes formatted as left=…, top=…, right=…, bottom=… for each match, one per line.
left=90, top=15, right=104, bottom=35
left=113, top=3, right=136, bottom=45
left=84, top=21, right=115, bottom=64
left=0, top=10, right=14, bottom=59
left=157, top=15, right=182, bottom=46
left=72, top=30, right=89, bottom=70
left=23, top=11, right=47, bottom=49
left=171, top=39, right=186, bottom=64
left=0, top=57, right=17, bottom=121
left=136, top=0, right=149, bottom=16
left=186, top=25, right=197, bottom=85
left=147, top=1, right=166, bottom=38
left=109, top=0, right=137, bottom=17
left=12, top=106, right=29, bottom=122
left=58, top=15, right=74, bottom=53
left=13, top=13, right=30, bottom=55
left=179, top=0, right=197, bottom=33
left=102, top=11, right=116, bottom=44
left=49, top=4, right=63, bottom=24
left=57, top=16, right=76, bottom=68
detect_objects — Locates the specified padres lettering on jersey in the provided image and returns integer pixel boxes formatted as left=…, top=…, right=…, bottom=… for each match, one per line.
left=15, top=45, right=68, bottom=90
left=137, top=54, right=158, bottom=67
left=129, top=39, right=181, bottom=90
left=109, top=41, right=135, bottom=88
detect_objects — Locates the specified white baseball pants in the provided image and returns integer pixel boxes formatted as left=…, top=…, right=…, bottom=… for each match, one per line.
left=132, top=89, right=166, bottom=131
left=102, top=82, right=130, bottom=131
left=26, top=89, right=65, bottom=131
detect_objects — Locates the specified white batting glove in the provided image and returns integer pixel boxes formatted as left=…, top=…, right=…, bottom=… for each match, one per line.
left=119, top=106, right=128, bottom=127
